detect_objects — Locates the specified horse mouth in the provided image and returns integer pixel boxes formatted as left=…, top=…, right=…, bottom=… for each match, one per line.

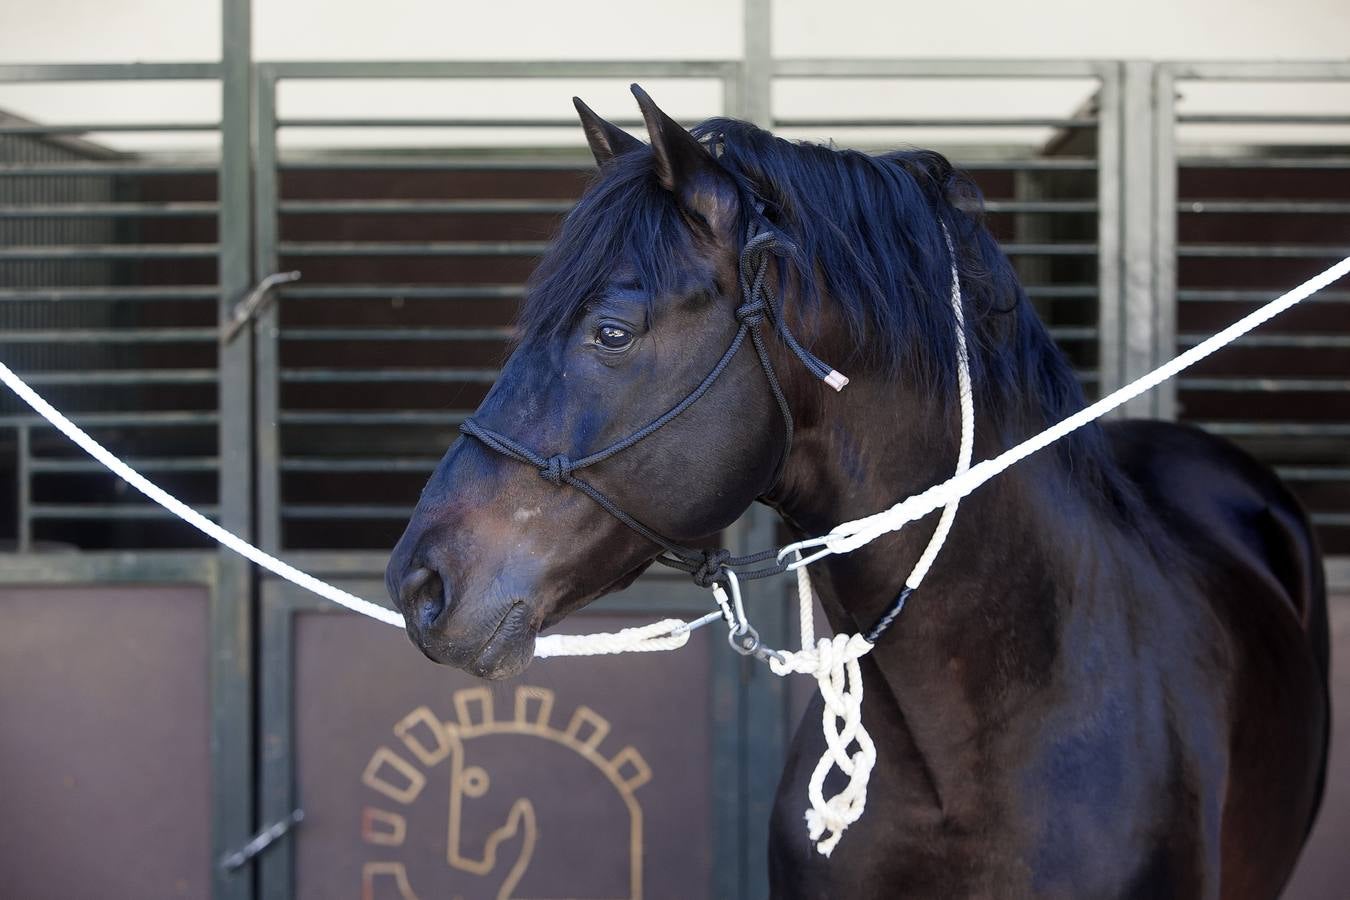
left=419, top=600, right=538, bottom=680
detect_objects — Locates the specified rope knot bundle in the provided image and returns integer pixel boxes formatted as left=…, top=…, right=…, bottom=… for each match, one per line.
left=539, top=453, right=574, bottom=486
left=770, top=632, right=877, bottom=856
left=735, top=298, right=767, bottom=327
left=692, top=548, right=733, bottom=589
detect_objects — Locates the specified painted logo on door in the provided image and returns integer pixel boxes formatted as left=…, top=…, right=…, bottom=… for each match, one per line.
left=359, top=685, right=651, bottom=900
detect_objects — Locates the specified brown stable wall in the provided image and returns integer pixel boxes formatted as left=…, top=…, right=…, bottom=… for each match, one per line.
left=0, top=584, right=211, bottom=900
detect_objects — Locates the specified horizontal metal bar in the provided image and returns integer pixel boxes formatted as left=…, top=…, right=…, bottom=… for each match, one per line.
left=1178, top=113, right=1350, bottom=126
left=0, top=162, right=217, bottom=177
left=262, top=60, right=736, bottom=79
left=281, top=283, right=524, bottom=300
left=281, top=504, right=412, bottom=519
left=1182, top=380, right=1350, bottom=394
left=772, top=58, right=1109, bottom=78
left=0, top=410, right=219, bottom=427
left=982, top=200, right=1099, bottom=213
left=280, top=457, right=438, bottom=472
left=1194, top=422, right=1350, bottom=436
left=0, top=62, right=221, bottom=82
left=1047, top=327, right=1098, bottom=341
left=242, top=156, right=1069, bottom=183
left=29, top=457, right=220, bottom=473
left=278, top=157, right=594, bottom=172
left=278, top=198, right=573, bottom=215
left=1001, top=243, right=1098, bottom=256
left=956, top=159, right=1096, bottom=172
left=1177, top=333, right=1350, bottom=349
left=282, top=327, right=512, bottom=341
left=0, top=244, right=218, bottom=260
left=1312, top=513, right=1350, bottom=527
left=775, top=116, right=1097, bottom=129
left=0, top=202, right=219, bottom=219
left=29, top=503, right=219, bottom=519
left=1024, top=285, right=1099, bottom=299
left=1177, top=288, right=1350, bottom=303
left=278, top=410, right=469, bottom=425
left=19, top=369, right=218, bottom=385
left=1179, top=200, right=1350, bottom=215
left=0, top=286, right=218, bottom=302
left=1179, top=377, right=1350, bottom=392
left=0, top=122, right=219, bottom=135
left=1179, top=156, right=1350, bottom=170
left=279, top=368, right=498, bottom=383
left=1177, top=244, right=1350, bottom=259
left=279, top=117, right=684, bottom=129
left=0, top=328, right=217, bottom=343
left=277, top=241, right=546, bottom=257
left=1164, top=61, right=1350, bottom=81
left=1276, top=466, right=1350, bottom=482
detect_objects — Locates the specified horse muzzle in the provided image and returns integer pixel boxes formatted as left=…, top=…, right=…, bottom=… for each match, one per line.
left=387, top=552, right=541, bottom=679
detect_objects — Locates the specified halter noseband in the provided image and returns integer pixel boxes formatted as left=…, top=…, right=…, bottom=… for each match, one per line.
left=460, top=223, right=847, bottom=591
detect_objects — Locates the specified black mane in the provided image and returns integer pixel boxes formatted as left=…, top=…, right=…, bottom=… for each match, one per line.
left=520, top=117, right=1118, bottom=489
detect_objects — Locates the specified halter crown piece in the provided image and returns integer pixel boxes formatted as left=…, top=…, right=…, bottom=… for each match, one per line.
left=462, top=218, right=975, bottom=856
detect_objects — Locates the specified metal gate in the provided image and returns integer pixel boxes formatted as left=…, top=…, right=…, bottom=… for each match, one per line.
left=0, top=6, right=1347, bottom=897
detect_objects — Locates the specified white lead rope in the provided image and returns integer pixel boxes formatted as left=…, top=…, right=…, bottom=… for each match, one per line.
left=2, top=254, right=1346, bottom=858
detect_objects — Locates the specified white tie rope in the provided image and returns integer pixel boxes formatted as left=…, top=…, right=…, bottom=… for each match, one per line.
left=781, top=254, right=1350, bottom=570
left=1, top=253, right=1345, bottom=857
left=762, top=223, right=976, bottom=855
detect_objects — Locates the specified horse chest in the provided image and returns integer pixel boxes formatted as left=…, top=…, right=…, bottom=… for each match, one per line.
left=768, top=686, right=1213, bottom=899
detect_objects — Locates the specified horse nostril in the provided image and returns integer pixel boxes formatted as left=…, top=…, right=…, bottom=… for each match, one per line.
left=399, top=566, right=453, bottom=632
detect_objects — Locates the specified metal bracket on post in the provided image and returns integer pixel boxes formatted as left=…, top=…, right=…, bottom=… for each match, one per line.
left=219, top=808, right=304, bottom=872
left=223, top=270, right=301, bottom=343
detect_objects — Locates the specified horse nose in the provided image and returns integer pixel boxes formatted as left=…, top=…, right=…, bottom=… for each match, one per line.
left=395, top=565, right=455, bottom=633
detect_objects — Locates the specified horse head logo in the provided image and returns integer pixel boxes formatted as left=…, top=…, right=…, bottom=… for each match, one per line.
left=360, top=686, right=651, bottom=900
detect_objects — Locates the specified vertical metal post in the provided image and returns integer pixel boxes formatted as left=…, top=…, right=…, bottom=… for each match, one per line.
left=741, top=0, right=773, bottom=127
left=254, top=68, right=282, bottom=554
left=1095, top=63, right=1123, bottom=399
left=1152, top=65, right=1179, bottom=420
left=216, top=0, right=255, bottom=897
left=1118, top=61, right=1160, bottom=418
left=17, top=425, right=31, bottom=552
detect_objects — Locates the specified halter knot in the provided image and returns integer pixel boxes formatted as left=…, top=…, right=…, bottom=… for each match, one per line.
left=735, top=299, right=767, bottom=328
left=691, top=548, right=733, bottom=589
left=539, top=454, right=573, bottom=486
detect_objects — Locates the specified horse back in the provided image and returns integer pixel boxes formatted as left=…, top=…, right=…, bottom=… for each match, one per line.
left=1104, top=419, right=1328, bottom=676
left=1104, top=418, right=1330, bottom=897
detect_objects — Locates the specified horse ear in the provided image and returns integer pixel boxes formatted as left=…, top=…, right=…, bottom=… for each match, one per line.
left=630, top=83, right=738, bottom=237
left=572, top=97, right=642, bottom=166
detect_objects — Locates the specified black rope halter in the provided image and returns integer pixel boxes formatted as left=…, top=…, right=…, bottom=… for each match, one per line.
left=460, top=223, right=846, bottom=591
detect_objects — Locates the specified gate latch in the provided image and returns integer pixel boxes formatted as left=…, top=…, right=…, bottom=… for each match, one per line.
left=220, top=808, right=305, bottom=872
left=223, top=270, right=302, bottom=343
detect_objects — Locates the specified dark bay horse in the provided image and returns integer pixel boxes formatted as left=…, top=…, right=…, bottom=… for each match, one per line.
left=386, top=85, right=1329, bottom=898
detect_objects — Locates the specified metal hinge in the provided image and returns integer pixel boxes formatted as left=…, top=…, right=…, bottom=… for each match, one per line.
left=219, top=808, right=305, bottom=872
left=223, top=270, right=302, bottom=343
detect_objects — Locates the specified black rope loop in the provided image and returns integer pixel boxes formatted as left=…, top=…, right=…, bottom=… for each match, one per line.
left=691, top=548, right=733, bottom=589
left=539, top=454, right=574, bottom=486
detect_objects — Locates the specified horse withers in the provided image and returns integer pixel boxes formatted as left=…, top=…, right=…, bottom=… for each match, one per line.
left=385, top=86, right=1329, bottom=898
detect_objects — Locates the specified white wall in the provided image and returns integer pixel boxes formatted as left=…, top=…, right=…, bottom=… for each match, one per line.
left=0, top=0, right=1346, bottom=153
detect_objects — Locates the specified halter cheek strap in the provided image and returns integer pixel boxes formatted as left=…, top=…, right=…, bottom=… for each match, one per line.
left=460, top=223, right=847, bottom=591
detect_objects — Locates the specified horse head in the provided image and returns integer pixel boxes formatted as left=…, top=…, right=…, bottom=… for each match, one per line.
left=386, top=87, right=802, bottom=677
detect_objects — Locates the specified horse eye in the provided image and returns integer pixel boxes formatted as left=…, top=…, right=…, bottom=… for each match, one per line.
left=596, top=324, right=634, bottom=351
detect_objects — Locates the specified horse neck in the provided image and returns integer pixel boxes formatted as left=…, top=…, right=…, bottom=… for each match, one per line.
left=768, top=360, right=1133, bottom=811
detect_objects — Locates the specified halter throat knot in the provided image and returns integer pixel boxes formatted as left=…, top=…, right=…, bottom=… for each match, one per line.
left=540, top=454, right=574, bottom=486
